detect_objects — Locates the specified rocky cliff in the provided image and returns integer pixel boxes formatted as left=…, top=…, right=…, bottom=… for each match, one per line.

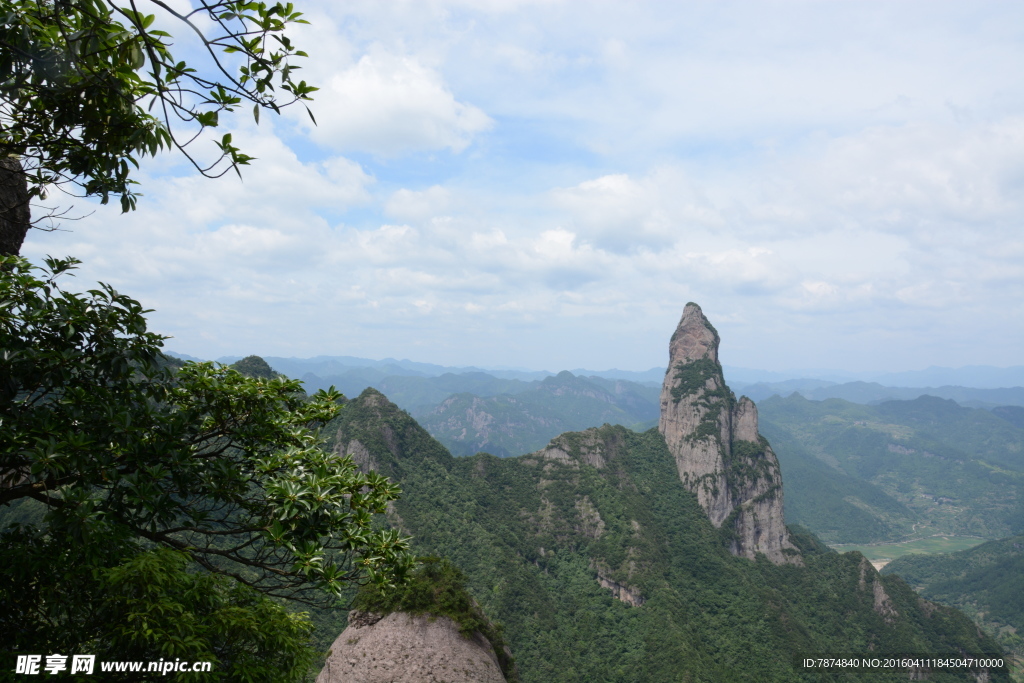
left=316, top=611, right=507, bottom=683
left=658, top=302, right=799, bottom=564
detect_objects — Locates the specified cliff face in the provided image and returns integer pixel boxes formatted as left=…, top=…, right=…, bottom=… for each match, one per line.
left=316, top=611, right=507, bottom=683
left=658, top=303, right=799, bottom=565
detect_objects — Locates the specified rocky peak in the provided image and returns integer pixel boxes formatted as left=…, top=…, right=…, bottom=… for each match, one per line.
left=668, top=302, right=720, bottom=364
left=316, top=611, right=508, bottom=683
left=658, top=303, right=799, bottom=565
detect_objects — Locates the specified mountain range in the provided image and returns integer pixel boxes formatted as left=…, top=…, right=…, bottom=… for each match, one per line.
left=303, top=303, right=1007, bottom=680
left=167, top=349, right=1024, bottom=393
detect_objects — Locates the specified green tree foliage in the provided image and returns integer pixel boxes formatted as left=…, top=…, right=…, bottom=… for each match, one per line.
left=0, top=256, right=413, bottom=677
left=0, top=0, right=317, bottom=212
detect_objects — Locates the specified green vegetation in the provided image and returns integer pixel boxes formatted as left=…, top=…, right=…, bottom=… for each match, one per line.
left=883, top=535, right=1024, bottom=668
left=352, top=557, right=517, bottom=681
left=231, top=354, right=281, bottom=380
left=317, top=388, right=1009, bottom=682
left=759, top=394, right=1024, bottom=544
left=669, top=358, right=721, bottom=403
left=724, top=436, right=778, bottom=498
left=0, top=258, right=413, bottom=680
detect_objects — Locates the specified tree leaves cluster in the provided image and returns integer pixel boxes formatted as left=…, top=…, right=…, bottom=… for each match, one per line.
left=0, top=0, right=317, bottom=216
left=0, top=256, right=414, bottom=678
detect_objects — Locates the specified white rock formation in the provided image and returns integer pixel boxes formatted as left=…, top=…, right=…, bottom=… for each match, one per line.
left=658, top=303, right=800, bottom=565
left=316, top=611, right=507, bottom=683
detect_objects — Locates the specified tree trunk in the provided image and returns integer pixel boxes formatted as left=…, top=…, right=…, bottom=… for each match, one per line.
left=0, top=157, right=31, bottom=257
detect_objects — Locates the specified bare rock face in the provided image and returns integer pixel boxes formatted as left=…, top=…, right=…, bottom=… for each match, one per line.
left=658, top=303, right=799, bottom=565
left=316, top=611, right=507, bottom=683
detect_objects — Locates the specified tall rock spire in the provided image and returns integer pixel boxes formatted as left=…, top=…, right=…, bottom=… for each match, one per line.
left=658, top=303, right=799, bottom=565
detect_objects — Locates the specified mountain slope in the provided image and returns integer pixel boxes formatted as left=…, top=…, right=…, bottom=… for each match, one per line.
left=759, top=393, right=1024, bottom=543
left=322, top=389, right=1007, bottom=682
left=762, top=419, right=918, bottom=543
left=883, top=535, right=1024, bottom=663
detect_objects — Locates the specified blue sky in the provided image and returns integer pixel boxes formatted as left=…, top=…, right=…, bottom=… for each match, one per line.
left=22, top=0, right=1024, bottom=374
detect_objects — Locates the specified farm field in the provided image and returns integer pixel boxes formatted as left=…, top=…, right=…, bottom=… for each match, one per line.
left=831, top=536, right=988, bottom=569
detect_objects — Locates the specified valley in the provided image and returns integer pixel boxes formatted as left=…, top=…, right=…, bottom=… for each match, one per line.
left=830, top=536, right=989, bottom=571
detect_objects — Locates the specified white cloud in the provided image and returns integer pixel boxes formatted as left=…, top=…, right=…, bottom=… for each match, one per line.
left=385, top=186, right=451, bottom=222
left=550, top=169, right=723, bottom=252
left=19, top=1, right=1024, bottom=372
left=303, top=50, right=492, bottom=155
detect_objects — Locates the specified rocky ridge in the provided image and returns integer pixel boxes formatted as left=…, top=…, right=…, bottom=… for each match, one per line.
left=658, top=302, right=799, bottom=564
left=316, top=611, right=507, bottom=683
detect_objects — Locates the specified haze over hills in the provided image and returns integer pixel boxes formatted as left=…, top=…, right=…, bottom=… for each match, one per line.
left=167, top=350, right=1024, bottom=416
left=733, top=380, right=1024, bottom=408
left=166, top=350, right=1023, bottom=393
left=167, top=351, right=1024, bottom=550
left=725, top=365, right=1024, bottom=389
left=415, top=372, right=661, bottom=458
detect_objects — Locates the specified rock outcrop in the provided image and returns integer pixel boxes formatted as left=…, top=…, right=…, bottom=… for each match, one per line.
left=316, top=611, right=507, bottom=683
left=658, top=303, right=799, bottom=564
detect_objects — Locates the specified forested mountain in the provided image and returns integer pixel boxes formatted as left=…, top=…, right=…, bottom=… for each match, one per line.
left=759, top=394, right=1024, bottom=544
left=315, top=388, right=1006, bottom=681
left=414, top=371, right=660, bottom=457
left=883, top=535, right=1024, bottom=663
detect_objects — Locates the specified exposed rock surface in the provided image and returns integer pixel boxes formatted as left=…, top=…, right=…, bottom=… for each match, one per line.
left=658, top=303, right=799, bottom=565
left=316, top=611, right=507, bottom=683
left=595, top=570, right=645, bottom=607
left=858, top=558, right=899, bottom=624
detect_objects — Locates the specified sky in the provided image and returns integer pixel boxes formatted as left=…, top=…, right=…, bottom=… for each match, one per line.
left=20, top=0, right=1024, bottom=374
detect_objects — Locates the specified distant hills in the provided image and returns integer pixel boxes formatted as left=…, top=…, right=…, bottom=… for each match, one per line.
left=724, top=364, right=1024, bottom=389
left=414, top=372, right=660, bottom=458
left=157, top=347, right=1024, bottom=679
left=166, top=351, right=1024, bottom=410
left=166, top=351, right=1024, bottom=393
left=166, top=351, right=666, bottom=385
left=759, top=394, right=1024, bottom=544
left=165, top=350, right=1024, bottom=548
left=733, top=379, right=1024, bottom=408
